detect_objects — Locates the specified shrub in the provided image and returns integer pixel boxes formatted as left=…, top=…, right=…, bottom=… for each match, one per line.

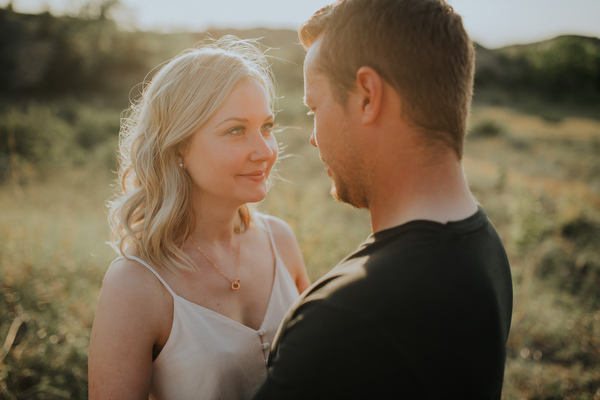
left=468, top=119, right=506, bottom=138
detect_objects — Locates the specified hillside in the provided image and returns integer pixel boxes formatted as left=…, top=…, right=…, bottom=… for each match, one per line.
left=0, top=7, right=303, bottom=106
left=474, top=35, right=600, bottom=117
left=1, top=5, right=599, bottom=114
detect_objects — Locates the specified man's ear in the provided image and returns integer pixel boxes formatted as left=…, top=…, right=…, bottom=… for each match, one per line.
left=355, top=66, right=383, bottom=125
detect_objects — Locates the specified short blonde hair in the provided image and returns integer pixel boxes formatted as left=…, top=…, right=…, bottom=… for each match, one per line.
left=108, top=36, right=276, bottom=272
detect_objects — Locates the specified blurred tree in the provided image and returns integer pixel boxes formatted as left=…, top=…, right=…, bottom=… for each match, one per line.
left=529, top=36, right=600, bottom=102
left=474, top=36, right=600, bottom=106
left=0, top=1, right=149, bottom=101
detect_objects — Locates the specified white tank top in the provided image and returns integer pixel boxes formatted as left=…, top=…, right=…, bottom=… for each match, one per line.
left=116, top=214, right=300, bottom=399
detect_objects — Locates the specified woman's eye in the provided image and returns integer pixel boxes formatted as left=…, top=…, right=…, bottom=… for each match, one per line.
left=227, top=126, right=245, bottom=136
left=262, top=123, right=276, bottom=135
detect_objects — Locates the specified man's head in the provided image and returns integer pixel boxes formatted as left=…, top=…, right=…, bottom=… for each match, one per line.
left=300, top=0, right=475, bottom=159
left=304, top=37, right=372, bottom=208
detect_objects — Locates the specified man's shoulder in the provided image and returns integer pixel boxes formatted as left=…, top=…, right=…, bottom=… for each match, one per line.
left=299, top=214, right=511, bottom=317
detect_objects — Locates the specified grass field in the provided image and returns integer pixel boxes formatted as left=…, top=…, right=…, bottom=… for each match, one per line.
left=1, top=105, right=600, bottom=399
left=466, top=107, right=600, bottom=399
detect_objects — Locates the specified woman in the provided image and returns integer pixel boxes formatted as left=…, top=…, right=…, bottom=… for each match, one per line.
left=88, top=37, right=311, bottom=399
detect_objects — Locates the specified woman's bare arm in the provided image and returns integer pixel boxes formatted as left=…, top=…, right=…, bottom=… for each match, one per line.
left=88, top=258, right=172, bottom=399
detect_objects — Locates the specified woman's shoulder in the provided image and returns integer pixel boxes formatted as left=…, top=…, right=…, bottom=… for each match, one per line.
left=254, top=212, right=296, bottom=240
left=253, top=212, right=310, bottom=291
left=91, top=253, right=173, bottom=381
left=102, top=253, right=169, bottom=304
left=106, top=252, right=151, bottom=279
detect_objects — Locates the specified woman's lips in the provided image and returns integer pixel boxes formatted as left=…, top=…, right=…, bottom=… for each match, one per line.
left=238, top=171, right=267, bottom=181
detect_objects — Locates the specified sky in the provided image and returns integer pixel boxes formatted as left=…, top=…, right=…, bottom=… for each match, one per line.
left=3, top=0, right=600, bottom=49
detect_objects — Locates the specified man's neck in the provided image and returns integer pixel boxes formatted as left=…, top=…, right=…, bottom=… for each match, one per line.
left=368, top=151, right=478, bottom=233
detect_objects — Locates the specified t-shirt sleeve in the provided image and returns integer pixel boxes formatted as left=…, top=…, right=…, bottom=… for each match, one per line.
left=251, top=299, right=407, bottom=399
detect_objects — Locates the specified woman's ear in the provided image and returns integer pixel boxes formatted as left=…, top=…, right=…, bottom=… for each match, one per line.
left=355, top=66, right=383, bottom=125
left=177, top=142, right=189, bottom=167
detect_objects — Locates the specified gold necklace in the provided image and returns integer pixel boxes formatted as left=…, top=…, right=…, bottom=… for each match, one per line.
left=188, top=235, right=241, bottom=291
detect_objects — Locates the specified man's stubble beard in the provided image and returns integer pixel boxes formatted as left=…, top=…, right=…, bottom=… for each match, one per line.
left=329, top=158, right=371, bottom=210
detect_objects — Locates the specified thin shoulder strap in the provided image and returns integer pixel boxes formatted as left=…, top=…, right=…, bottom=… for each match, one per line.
left=113, top=255, right=177, bottom=297
left=257, top=213, right=281, bottom=261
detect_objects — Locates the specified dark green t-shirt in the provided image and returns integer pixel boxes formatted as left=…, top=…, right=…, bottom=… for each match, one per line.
left=253, top=207, right=513, bottom=399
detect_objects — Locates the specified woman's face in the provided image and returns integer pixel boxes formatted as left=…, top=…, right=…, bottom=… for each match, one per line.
left=182, top=77, right=277, bottom=207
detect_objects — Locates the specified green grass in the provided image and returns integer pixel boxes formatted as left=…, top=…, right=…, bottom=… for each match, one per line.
left=465, top=107, right=600, bottom=399
left=1, top=106, right=600, bottom=399
left=0, top=168, right=113, bottom=399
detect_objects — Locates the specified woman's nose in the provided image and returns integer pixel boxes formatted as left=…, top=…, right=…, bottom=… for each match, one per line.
left=250, top=134, right=277, bottom=162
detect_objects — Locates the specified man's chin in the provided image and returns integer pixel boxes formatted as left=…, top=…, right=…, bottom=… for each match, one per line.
left=330, top=185, right=368, bottom=210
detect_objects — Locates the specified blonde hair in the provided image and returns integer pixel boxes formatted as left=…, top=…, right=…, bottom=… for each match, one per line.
left=108, top=36, right=276, bottom=272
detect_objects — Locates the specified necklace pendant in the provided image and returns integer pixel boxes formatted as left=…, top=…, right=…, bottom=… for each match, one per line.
left=231, top=278, right=241, bottom=291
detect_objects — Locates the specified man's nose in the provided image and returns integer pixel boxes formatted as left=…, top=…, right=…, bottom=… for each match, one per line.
left=309, top=130, right=318, bottom=147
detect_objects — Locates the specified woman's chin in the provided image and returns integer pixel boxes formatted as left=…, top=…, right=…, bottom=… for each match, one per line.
left=242, top=190, right=268, bottom=204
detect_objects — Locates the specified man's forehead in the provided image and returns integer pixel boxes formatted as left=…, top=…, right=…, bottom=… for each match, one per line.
left=303, top=65, right=323, bottom=105
left=303, top=35, right=324, bottom=73
left=303, top=36, right=329, bottom=105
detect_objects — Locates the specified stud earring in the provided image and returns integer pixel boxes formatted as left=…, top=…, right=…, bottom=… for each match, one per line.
left=179, top=163, right=183, bottom=167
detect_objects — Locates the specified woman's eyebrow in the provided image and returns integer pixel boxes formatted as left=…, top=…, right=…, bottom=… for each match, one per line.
left=216, top=114, right=274, bottom=127
left=216, top=117, right=248, bottom=127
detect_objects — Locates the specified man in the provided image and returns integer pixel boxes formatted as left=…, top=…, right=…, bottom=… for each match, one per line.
left=253, top=0, right=513, bottom=398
